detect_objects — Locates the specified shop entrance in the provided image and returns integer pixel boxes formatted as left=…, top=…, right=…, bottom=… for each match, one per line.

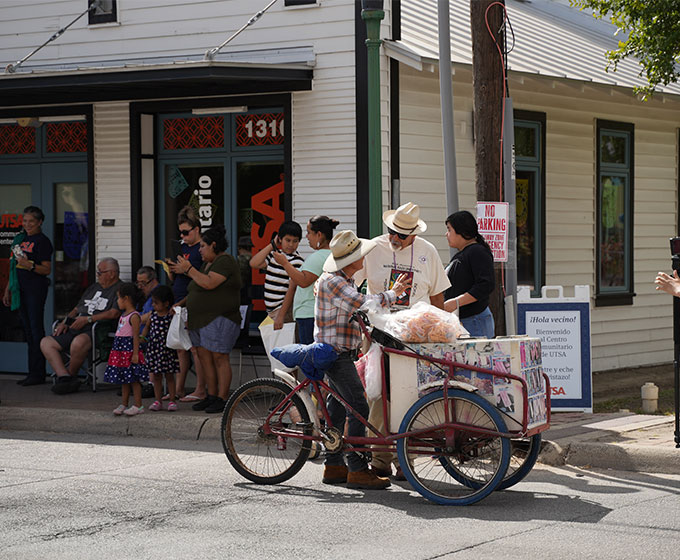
left=0, top=161, right=88, bottom=372
left=156, top=111, right=286, bottom=318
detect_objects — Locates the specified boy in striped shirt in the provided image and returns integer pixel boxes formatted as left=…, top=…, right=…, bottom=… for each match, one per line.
left=250, top=220, right=304, bottom=323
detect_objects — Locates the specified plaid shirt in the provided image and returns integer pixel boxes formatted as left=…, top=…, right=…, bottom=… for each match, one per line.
left=314, top=270, right=396, bottom=352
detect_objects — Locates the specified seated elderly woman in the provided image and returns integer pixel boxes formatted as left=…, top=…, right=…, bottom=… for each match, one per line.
left=40, top=258, right=122, bottom=395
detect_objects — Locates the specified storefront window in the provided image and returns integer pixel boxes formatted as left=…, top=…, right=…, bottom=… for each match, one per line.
left=596, top=121, right=633, bottom=305
left=514, top=114, right=544, bottom=296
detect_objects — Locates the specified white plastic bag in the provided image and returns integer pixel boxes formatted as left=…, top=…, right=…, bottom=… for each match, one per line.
left=364, top=342, right=383, bottom=400
left=166, top=306, right=192, bottom=350
left=259, top=321, right=296, bottom=372
left=385, top=301, right=468, bottom=343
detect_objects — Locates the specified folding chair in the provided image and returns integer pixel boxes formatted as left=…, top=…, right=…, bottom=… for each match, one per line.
left=50, top=318, right=116, bottom=391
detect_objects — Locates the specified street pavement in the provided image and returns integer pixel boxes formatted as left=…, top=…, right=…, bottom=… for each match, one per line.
left=1, top=374, right=679, bottom=474
left=3, top=431, right=680, bottom=560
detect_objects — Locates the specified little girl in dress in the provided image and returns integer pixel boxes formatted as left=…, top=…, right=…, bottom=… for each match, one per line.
left=141, top=285, right=180, bottom=412
left=105, top=283, right=149, bottom=416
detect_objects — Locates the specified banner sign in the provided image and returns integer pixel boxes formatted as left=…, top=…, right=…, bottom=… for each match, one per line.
left=517, top=285, right=593, bottom=412
left=476, top=201, right=509, bottom=262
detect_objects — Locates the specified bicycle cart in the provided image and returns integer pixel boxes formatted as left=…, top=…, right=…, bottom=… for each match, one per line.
left=221, top=312, right=550, bottom=505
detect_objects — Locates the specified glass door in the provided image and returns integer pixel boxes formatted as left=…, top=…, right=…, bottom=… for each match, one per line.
left=0, top=162, right=87, bottom=373
left=0, top=165, right=42, bottom=371
left=158, top=161, right=226, bottom=263
left=44, top=163, right=89, bottom=319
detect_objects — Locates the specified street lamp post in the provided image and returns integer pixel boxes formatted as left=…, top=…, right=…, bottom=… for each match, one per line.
left=362, top=0, right=385, bottom=238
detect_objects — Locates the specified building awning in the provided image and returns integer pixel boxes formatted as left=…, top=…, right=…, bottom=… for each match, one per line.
left=0, top=47, right=315, bottom=108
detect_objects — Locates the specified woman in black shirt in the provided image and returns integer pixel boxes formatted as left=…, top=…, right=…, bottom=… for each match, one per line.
left=443, top=210, right=495, bottom=338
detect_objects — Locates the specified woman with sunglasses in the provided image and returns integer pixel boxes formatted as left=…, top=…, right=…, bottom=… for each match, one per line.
left=167, top=206, right=205, bottom=402
left=443, top=210, right=496, bottom=338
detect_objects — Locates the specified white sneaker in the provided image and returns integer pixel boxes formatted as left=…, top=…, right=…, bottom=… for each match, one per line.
left=123, top=405, right=145, bottom=416
left=113, top=405, right=127, bottom=416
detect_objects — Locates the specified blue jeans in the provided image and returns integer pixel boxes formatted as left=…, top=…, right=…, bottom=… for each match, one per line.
left=324, top=354, right=369, bottom=472
left=19, top=283, right=48, bottom=378
left=296, top=317, right=315, bottom=345
left=461, top=306, right=495, bottom=338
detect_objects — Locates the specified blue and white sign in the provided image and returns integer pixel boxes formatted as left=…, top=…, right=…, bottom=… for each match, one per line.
left=517, top=285, right=593, bottom=412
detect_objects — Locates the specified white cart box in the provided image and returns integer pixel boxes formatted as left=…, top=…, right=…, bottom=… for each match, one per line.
left=387, top=336, right=548, bottom=433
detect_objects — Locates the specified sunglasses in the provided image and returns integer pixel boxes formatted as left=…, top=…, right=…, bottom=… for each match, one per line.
left=179, top=228, right=193, bottom=236
left=387, top=227, right=409, bottom=240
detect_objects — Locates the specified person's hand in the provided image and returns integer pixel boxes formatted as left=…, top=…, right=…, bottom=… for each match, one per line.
left=71, top=316, right=89, bottom=331
left=2, top=289, right=10, bottom=308
left=272, top=251, right=288, bottom=267
left=131, top=351, right=139, bottom=364
left=391, top=273, right=412, bottom=297
left=169, top=256, right=187, bottom=274
left=273, top=315, right=284, bottom=330
left=655, top=270, right=680, bottom=298
left=15, top=256, right=32, bottom=270
left=54, top=321, right=68, bottom=336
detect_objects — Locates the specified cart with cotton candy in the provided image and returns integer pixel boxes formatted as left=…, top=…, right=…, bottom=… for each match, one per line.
left=360, top=300, right=551, bottom=497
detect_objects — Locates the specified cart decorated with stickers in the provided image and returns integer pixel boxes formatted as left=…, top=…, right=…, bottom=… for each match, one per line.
left=221, top=310, right=550, bottom=505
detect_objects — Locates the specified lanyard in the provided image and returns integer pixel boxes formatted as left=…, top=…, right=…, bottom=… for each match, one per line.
left=393, top=241, right=415, bottom=273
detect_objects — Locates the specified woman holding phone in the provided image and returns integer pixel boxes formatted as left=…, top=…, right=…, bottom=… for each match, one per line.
left=167, top=205, right=205, bottom=402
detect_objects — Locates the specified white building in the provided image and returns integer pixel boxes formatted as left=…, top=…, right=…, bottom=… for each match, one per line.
left=0, top=0, right=677, bottom=374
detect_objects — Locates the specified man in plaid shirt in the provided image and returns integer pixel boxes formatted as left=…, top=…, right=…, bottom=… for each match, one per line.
left=315, top=230, right=410, bottom=490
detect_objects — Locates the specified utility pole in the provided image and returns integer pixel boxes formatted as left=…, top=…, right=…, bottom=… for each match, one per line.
left=470, top=0, right=506, bottom=335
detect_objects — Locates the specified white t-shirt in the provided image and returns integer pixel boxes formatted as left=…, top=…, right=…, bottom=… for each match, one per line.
left=354, top=234, right=450, bottom=309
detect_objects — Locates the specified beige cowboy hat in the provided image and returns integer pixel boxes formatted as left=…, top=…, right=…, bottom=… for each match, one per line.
left=323, top=230, right=377, bottom=272
left=382, top=201, right=427, bottom=235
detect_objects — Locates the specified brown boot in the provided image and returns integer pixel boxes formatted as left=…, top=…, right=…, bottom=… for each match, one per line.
left=369, top=465, right=392, bottom=478
left=394, top=466, right=406, bottom=481
left=322, top=464, right=348, bottom=485
left=346, top=468, right=391, bottom=490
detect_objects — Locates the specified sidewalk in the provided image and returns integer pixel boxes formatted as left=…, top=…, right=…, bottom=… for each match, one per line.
left=1, top=374, right=679, bottom=474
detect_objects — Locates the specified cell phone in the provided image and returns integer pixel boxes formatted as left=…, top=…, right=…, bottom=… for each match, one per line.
left=170, top=239, right=184, bottom=260
left=670, top=237, right=680, bottom=256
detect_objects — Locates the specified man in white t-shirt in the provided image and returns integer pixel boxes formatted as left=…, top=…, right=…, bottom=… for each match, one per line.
left=354, top=201, right=451, bottom=479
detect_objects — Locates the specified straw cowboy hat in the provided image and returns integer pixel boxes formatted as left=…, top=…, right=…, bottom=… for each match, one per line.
left=323, top=230, right=377, bottom=272
left=382, top=201, right=427, bottom=235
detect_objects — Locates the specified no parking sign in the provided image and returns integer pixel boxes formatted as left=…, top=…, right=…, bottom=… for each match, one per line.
left=476, top=201, right=508, bottom=262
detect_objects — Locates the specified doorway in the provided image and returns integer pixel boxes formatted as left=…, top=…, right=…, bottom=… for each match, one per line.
left=0, top=162, right=88, bottom=372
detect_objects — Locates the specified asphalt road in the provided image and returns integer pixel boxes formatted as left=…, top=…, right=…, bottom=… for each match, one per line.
left=2, top=431, right=680, bottom=560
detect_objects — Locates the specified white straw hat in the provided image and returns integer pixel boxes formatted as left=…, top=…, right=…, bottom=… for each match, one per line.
left=382, top=201, right=427, bottom=235
left=323, top=230, right=377, bottom=272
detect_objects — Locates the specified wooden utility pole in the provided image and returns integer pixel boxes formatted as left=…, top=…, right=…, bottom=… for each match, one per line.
left=470, top=0, right=506, bottom=335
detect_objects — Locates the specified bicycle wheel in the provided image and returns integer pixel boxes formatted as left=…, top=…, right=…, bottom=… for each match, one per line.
left=221, top=378, right=312, bottom=484
left=497, top=434, right=541, bottom=490
left=441, top=433, right=542, bottom=491
left=396, top=389, right=510, bottom=506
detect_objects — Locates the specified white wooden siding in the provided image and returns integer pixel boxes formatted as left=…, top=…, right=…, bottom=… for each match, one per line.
left=0, top=0, right=352, bottom=68
left=93, top=102, right=132, bottom=280
left=399, top=63, right=680, bottom=371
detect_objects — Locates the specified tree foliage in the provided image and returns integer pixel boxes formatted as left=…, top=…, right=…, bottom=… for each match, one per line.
left=572, top=0, right=680, bottom=99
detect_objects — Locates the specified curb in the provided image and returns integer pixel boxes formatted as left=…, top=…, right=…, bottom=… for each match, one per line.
left=539, top=439, right=680, bottom=475
left=0, top=407, right=224, bottom=442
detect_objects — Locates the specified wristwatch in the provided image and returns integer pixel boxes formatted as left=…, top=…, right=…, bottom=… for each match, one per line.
left=87, top=316, right=93, bottom=324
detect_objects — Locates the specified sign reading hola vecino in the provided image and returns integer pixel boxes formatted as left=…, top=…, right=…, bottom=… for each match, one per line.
left=476, top=201, right=508, bottom=262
